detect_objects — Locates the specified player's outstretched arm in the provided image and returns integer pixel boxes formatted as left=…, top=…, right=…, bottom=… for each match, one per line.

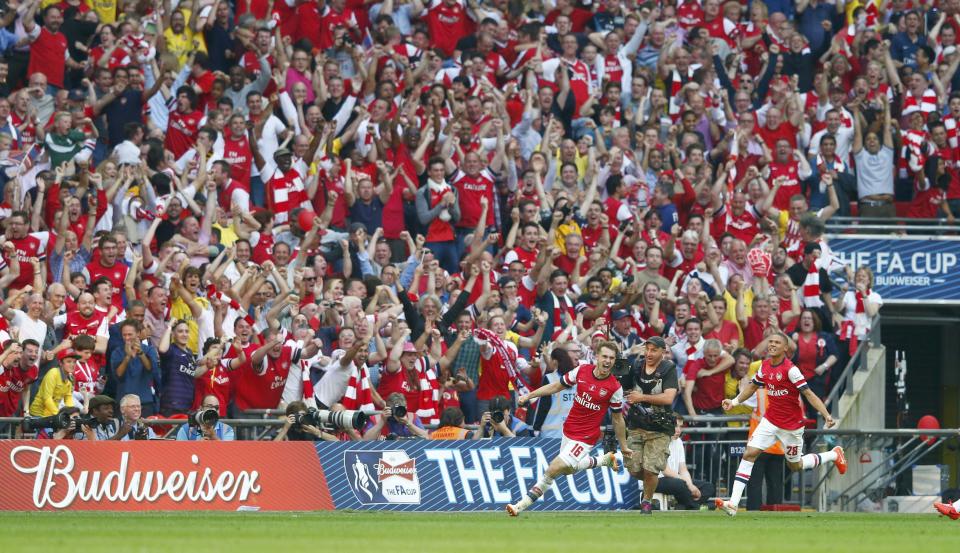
left=518, top=380, right=566, bottom=406
left=610, top=411, right=633, bottom=458
left=722, top=382, right=759, bottom=411
left=801, top=388, right=836, bottom=428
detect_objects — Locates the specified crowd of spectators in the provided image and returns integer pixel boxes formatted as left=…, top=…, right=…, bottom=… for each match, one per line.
left=0, top=0, right=904, bottom=449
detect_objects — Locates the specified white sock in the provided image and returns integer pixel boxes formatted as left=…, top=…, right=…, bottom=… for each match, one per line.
left=729, top=459, right=754, bottom=507
left=952, top=498, right=960, bottom=510
left=515, top=474, right=555, bottom=512
left=800, top=450, right=836, bottom=470
left=575, top=454, right=604, bottom=471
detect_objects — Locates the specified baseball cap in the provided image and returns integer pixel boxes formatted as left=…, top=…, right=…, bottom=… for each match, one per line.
left=611, top=309, right=630, bottom=321
left=87, top=395, right=114, bottom=411
left=401, top=342, right=418, bottom=354
left=57, top=348, right=82, bottom=361
left=902, top=105, right=921, bottom=118
left=273, top=147, right=292, bottom=159
left=645, top=336, right=667, bottom=350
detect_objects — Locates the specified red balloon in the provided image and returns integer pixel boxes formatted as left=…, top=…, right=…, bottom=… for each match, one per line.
left=918, top=415, right=940, bottom=445
left=297, top=210, right=317, bottom=232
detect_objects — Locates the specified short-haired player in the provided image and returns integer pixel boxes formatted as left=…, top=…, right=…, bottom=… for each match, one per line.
left=715, top=332, right=847, bottom=516
left=506, top=341, right=632, bottom=516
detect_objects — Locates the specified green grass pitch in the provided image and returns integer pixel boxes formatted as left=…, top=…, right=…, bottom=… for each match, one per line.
left=0, top=511, right=953, bottom=552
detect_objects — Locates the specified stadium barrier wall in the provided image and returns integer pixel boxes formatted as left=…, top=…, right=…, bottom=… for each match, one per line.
left=0, top=441, right=334, bottom=511
left=315, top=437, right=640, bottom=511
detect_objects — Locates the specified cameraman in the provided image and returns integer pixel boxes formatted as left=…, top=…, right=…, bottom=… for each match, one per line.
left=176, top=395, right=235, bottom=441
left=275, top=401, right=339, bottom=441
left=363, top=393, right=428, bottom=440
left=117, top=394, right=156, bottom=441
left=478, top=395, right=530, bottom=438
left=621, top=337, right=679, bottom=515
left=85, top=395, right=126, bottom=440
left=48, top=407, right=84, bottom=440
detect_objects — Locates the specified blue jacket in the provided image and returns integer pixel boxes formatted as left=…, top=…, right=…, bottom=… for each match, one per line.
left=109, top=341, right=161, bottom=406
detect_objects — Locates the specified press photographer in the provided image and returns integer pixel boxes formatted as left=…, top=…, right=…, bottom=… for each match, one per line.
left=117, top=394, right=156, bottom=441
left=21, top=406, right=87, bottom=439
left=84, top=395, right=126, bottom=440
left=363, top=393, right=428, bottom=440
left=621, top=337, right=679, bottom=515
left=275, top=401, right=340, bottom=442
left=478, top=395, right=531, bottom=438
left=176, top=395, right=235, bottom=441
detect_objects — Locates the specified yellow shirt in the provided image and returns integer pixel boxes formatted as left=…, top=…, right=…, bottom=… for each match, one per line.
left=213, top=224, right=239, bottom=247
left=724, top=360, right=759, bottom=425
left=556, top=221, right=585, bottom=256
left=90, top=0, right=118, bottom=23
left=723, top=289, right=752, bottom=345
left=30, top=368, right=75, bottom=417
left=170, top=295, right=210, bottom=354
left=164, top=26, right=207, bottom=69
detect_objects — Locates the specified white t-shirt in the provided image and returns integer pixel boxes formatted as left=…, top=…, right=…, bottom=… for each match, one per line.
left=12, top=311, right=47, bottom=352
left=314, top=349, right=354, bottom=408
left=661, top=437, right=685, bottom=477
left=841, top=289, right=883, bottom=338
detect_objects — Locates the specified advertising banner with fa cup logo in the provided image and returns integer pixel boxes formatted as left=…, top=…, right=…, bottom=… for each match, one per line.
left=0, top=441, right=334, bottom=511
left=315, top=438, right=639, bottom=511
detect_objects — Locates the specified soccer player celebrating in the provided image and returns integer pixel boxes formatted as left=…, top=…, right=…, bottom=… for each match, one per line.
left=715, top=332, right=847, bottom=516
left=507, top=341, right=632, bottom=516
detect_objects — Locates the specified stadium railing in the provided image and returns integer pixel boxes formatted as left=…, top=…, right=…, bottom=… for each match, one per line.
left=825, top=216, right=957, bottom=235
left=824, top=315, right=882, bottom=419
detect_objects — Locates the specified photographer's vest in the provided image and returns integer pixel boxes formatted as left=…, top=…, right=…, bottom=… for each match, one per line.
left=538, top=371, right=575, bottom=439
left=430, top=426, right=471, bottom=440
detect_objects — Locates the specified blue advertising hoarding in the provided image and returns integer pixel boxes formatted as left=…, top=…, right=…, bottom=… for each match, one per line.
left=315, top=438, right=639, bottom=511
left=827, top=235, right=960, bottom=303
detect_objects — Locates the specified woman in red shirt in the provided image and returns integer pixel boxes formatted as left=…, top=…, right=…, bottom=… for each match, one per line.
left=790, top=309, right=839, bottom=418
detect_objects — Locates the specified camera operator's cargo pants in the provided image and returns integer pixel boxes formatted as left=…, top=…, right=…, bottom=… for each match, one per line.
left=625, top=429, right=671, bottom=475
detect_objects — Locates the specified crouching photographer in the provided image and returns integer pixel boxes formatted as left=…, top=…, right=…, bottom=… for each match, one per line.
left=477, top=395, right=531, bottom=438
left=275, top=401, right=340, bottom=441
left=363, top=393, right=428, bottom=440
left=21, top=406, right=85, bottom=439
left=116, top=394, right=156, bottom=441
left=621, top=337, right=679, bottom=515
left=176, top=395, right=235, bottom=441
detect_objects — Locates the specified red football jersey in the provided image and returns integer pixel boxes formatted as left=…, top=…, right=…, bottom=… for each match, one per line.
left=0, top=364, right=38, bottom=416
left=751, top=357, right=808, bottom=430
left=561, top=365, right=624, bottom=445
left=165, top=108, right=203, bottom=159
left=65, top=311, right=106, bottom=339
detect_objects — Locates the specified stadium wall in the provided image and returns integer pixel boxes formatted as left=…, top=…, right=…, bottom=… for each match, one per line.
left=0, top=439, right=636, bottom=511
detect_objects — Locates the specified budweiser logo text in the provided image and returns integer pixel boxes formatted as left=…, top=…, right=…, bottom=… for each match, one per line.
left=374, top=459, right=416, bottom=481
left=9, top=445, right=262, bottom=509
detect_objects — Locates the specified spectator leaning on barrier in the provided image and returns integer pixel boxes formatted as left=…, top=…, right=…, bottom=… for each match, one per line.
left=30, top=349, right=81, bottom=417
left=657, top=415, right=716, bottom=510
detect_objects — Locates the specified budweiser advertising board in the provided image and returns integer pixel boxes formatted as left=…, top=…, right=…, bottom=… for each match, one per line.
left=0, top=441, right=334, bottom=511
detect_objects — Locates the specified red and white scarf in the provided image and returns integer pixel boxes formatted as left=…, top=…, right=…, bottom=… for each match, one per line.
left=301, top=359, right=316, bottom=408
left=549, top=292, right=575, bottom=340
left=816, top=153, right=844, bottom=175
left=206, top=284, right=241, bottom=310
left=413, top=356, right=440, bottom=425
left=473, top=327, right=531, bottom=396
left=341, top=363, right=375, bottom=413
left=802, top=259, right=824, bottom=308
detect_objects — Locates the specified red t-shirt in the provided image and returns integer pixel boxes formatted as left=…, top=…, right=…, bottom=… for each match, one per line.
left=27, top=28, right=68, bottom=88
left=0, top=363, right=38, bottom=416
left=234, top=343, right=296, bottom=410
left=752, top=357, right=807, bottom=430
left=561, top=365, right=624, bottom=445
left=165, top=108, right=203, bottom=159
left=683, top=358, right=727, bottom=412
left=451, top=168, right=496, bottom=229
left=424, top=0, right=474, bottom=57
